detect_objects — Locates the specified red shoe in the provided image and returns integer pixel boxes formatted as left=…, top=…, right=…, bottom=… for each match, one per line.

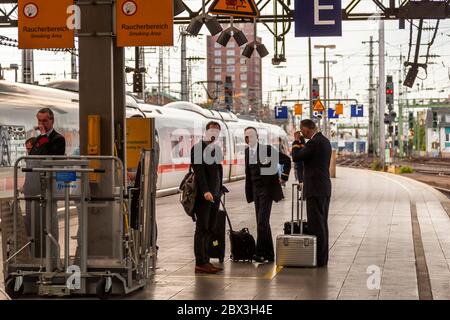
left=195, top=264, right=218, bottom=274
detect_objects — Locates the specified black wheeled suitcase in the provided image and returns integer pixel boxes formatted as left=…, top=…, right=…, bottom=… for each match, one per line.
left=219, top=198, right=255, bottom=262
left=208, top=208, right=226, bottom=262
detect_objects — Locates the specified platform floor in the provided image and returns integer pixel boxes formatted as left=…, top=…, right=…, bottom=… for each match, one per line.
left=2, top=167, right=450, bottom=300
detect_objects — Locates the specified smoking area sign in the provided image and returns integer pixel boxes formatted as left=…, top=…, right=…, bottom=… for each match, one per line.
left=18, top=0, right=75, bottom=49
left=116, top=0, right=174, bottom=47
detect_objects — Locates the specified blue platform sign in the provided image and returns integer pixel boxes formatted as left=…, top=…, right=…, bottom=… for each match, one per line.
left=295, top=0, right=342, bottom=37
left=275, top=106, right=289, bottom=119
left=328, top=108, right=339, bottom=119
left=56, top=171, right=77, bottom=182
left=351, top=104, right=364, bottom=117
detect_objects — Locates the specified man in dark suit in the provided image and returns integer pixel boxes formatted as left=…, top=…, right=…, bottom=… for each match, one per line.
left=190, top=121, right=224, bottom=274
left=244, top=127, right=291, bottom=263
left=29, top=108, right=66, bottom=156
left=292, top=119, right=332, bottom=267
left=24, top=108, right=65, bottom=265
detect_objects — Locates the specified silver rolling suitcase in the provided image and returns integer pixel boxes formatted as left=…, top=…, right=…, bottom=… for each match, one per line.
left=276, top=183, right=317, bottom=267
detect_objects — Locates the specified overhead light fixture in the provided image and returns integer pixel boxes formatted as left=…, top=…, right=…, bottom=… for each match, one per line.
left=241, top=18, right=268, bottom=59
left=216, top=18, right=248, bottom=47
left=242, top=41, right=269, bottom=59
left=242, top=42, right=255, bottom=59
left=216, top=26, right=248, bottom=47
left=404, top=64, right=419, bottom=88
left=204, top=15, right=223, bottom=36
left=173, top=0, right=186, bottom=16
left=186, top=13, right=223, bottom=36
left=216, top=30, right=232, bottom=47
left=186, top=17, right=204, bottom=36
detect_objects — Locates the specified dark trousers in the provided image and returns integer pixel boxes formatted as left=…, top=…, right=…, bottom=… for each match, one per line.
left=306, top=196, right=330, bottom=266
left=194, top=199, right=219, bottom=266
left=254, top=190, right=274, bottom=259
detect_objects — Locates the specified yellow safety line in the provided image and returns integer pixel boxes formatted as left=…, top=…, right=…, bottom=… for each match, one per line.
left=157, top=265, right=284, bottom=281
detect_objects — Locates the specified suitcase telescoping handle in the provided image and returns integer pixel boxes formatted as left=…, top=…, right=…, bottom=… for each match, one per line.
left=299, top=184, right=304, bottom=235
left=291, top=183, right=305, bottom=235
left=219, top=193, right=234, bottom=232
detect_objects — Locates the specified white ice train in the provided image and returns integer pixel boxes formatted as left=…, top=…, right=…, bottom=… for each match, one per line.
left=0, top=81, right=289, bottom=196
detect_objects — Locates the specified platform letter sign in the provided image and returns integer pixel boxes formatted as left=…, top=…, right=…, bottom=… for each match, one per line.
left=351, top=104, right=364, bottom=117
left=18, top=0, right=75, bottom=49
left=328, top=108, right=339, bottom=119
left=294, top=0, right=342, bottom=37
left=275, top=106, right=288, bottom=120
left=117, top=0, right=174, bottom=47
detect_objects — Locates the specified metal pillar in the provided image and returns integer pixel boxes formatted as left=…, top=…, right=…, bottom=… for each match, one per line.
left=181, top=30, right=188, bottom=101
left=398, top=50, right=404, bottom=157
left=71, top=50, right=78, bottom=80
left=378, top=20, right=386, bottom=168
left=308, top=37, right=313, bottom=118
left=21, top=49, right=34, bottom=84
left=78, top=1, right=125, bottom=260
left=323, top=48, right=327, bottom=136
left=366, top=36, right=375, bottom=155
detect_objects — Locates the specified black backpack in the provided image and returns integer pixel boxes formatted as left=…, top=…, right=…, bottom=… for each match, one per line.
left=179, top=166, right=197, bottom=221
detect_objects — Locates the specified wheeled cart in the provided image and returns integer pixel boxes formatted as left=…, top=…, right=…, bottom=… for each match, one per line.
left=2, top=152, right=157, bottom=298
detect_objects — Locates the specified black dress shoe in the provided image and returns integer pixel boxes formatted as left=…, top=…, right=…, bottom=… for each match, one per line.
left=266, top=257, right=274, bottom=263
left=253, top=255, right=265, bottom=263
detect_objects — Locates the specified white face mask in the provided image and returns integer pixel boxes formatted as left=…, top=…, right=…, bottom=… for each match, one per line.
left=205, top=128, right=220, bottom=142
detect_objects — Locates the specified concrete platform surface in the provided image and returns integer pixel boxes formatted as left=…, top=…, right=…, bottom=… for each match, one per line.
left=1, top=167, right=450, bottom=300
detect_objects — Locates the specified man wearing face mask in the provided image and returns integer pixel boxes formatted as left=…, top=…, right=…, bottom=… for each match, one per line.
left=244, top=127, right=291, bottom=263
left=190, top=121, right=224, bottom=274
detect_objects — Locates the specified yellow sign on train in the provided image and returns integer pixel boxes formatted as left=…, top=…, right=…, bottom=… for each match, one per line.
left=18, top=0, right=75, bottom=49
left=116, top=0, right=174, bottom=47
left=126, top=118, right=153, bottom=169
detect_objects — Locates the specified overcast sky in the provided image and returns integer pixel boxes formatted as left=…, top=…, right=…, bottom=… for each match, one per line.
left=0, top=0, right=449, bottom=110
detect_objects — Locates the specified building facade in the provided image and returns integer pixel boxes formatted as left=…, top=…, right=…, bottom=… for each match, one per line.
left=206, top=23, right=262, bottom=115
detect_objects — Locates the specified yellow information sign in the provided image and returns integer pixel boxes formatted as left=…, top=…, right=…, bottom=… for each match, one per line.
left=294, top=104, right=303, bottom=115
left=335, top=103, right=343, bottom=115
left=126, top=118, right=153, bottom=169
left=18, top=0, right=74, bottom=49
left=313, top=99, right=325, bottom=112
left=116, top=0, right=174, bottom=47
left=209, top=0, right=260, bottom=18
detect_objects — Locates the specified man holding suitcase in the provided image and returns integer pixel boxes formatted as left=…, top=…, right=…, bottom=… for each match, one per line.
left=191, top=121, right=224, bottom=274
left=244, top=127, right=291, bottom=263
left=291, top=119, right=332, bottom=267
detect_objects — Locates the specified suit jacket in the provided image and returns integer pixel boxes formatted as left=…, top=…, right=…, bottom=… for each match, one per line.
left=24, top=129, right=66, bottom=195
left=292, top=132, right=332, bottom=198
left=190, top=140, right=223, bottom=202
left=29, top=129, right=66, bottom=156
left=245, top=144, right=291, bottom=203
